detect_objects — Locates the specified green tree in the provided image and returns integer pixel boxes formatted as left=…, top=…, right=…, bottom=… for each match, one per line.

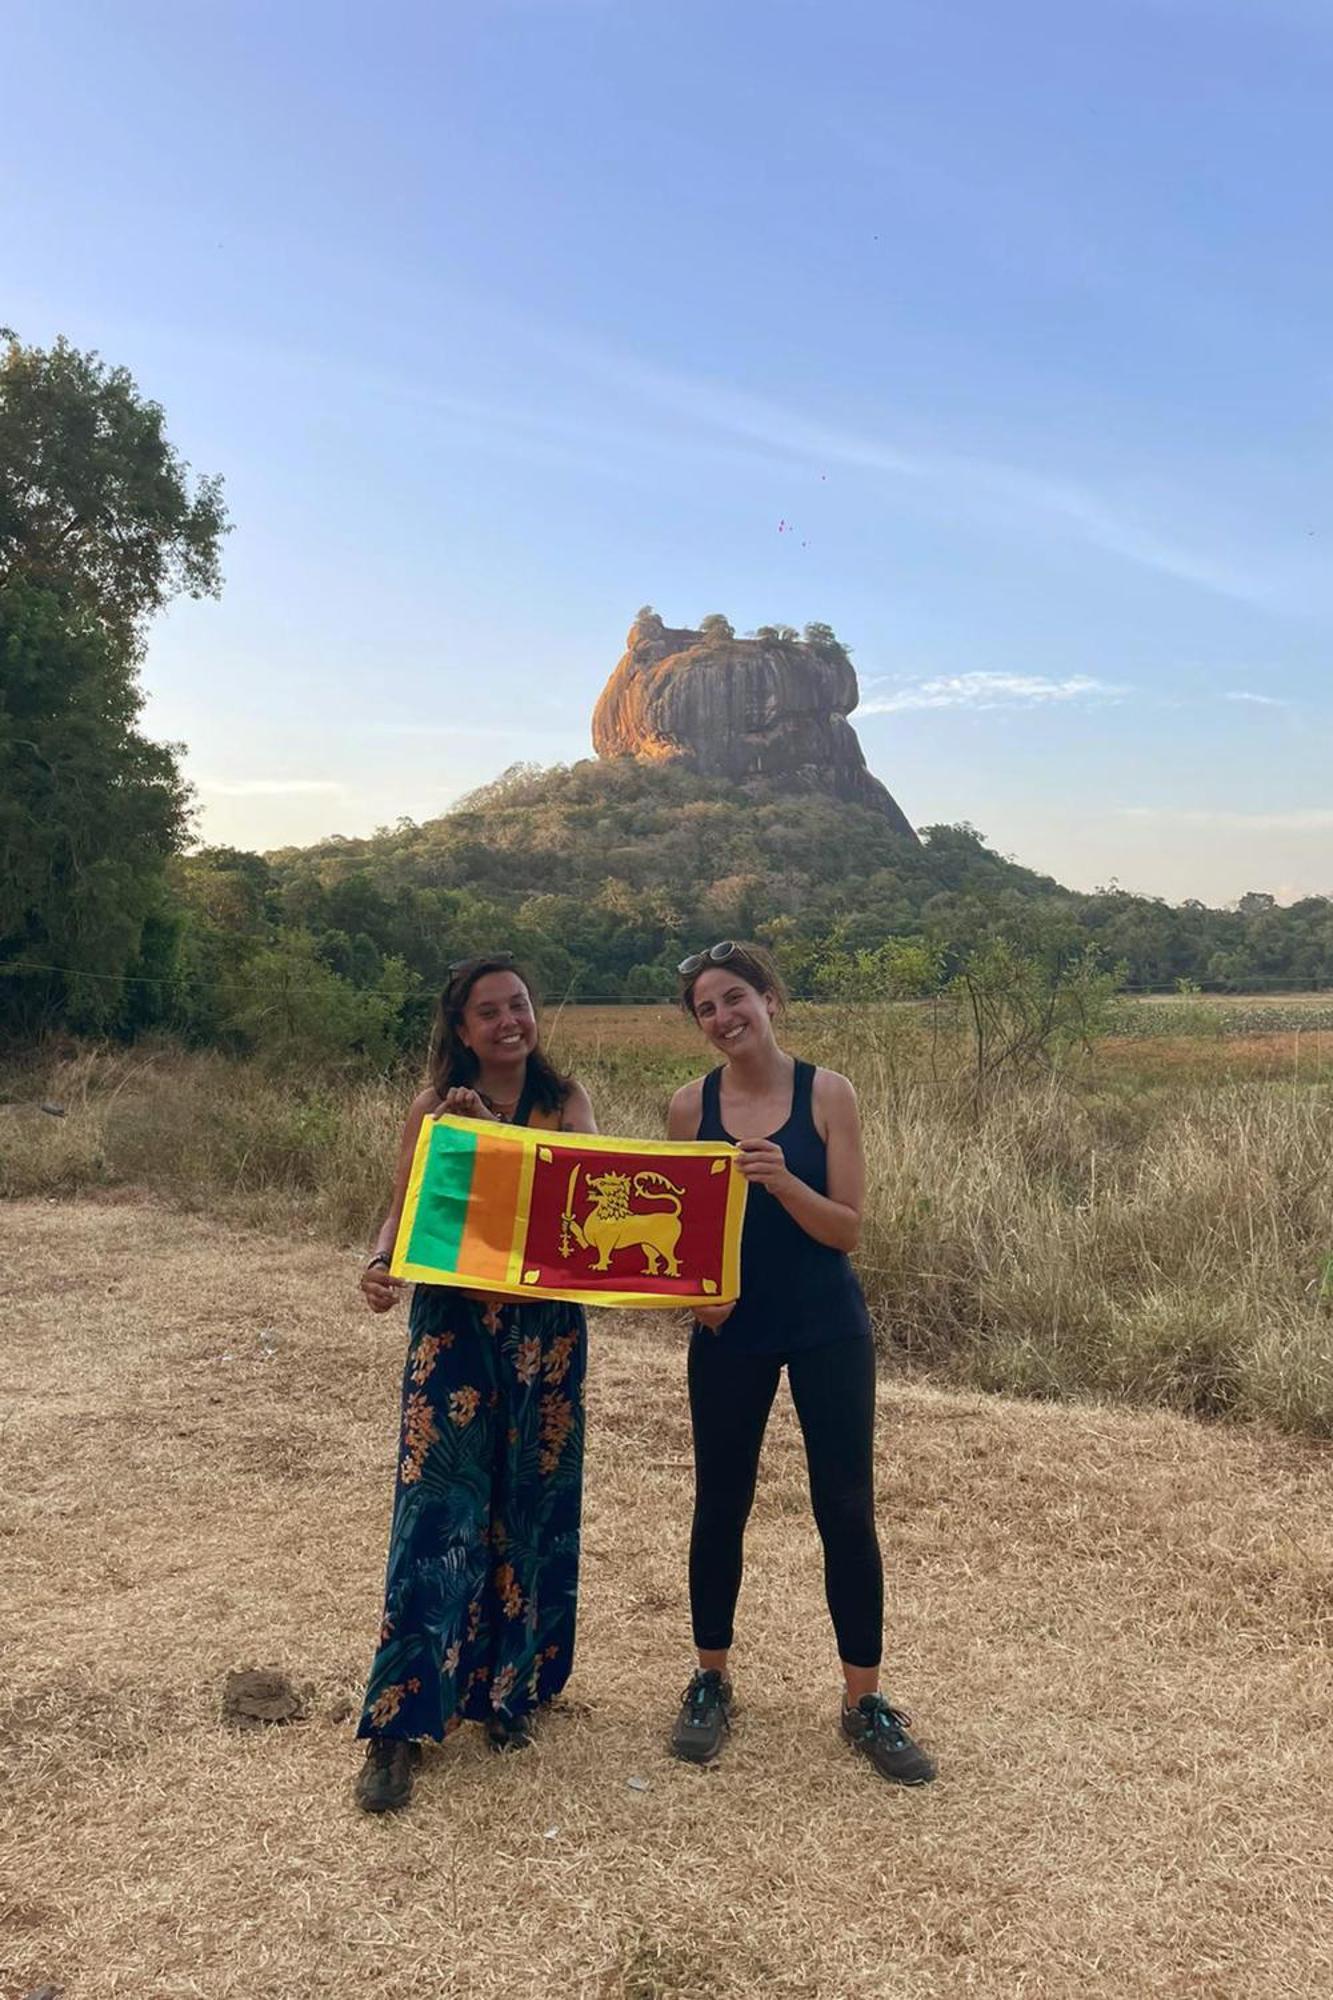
left=802, top=621, right=846, bottom=655
left=0, top=332, right=227, bottom=1039
left=814, top=936, right=943, bottom=1003
left=945, top=939, right=1122, bottom=1101
left=0, top=578, right=191, bottom=1033
left=222, top=930, right=416, bottom=1071
left=0, top=330, right=227, bottom=655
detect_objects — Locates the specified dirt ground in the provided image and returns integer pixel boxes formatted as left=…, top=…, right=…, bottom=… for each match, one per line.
left=3, top=1199, right=1332, bottom=2000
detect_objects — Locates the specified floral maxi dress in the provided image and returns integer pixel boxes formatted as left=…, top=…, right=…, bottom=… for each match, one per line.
left=358, top=1112, right=586, bottom=1742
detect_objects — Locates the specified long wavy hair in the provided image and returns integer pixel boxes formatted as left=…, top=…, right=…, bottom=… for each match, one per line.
left=427, top=955, right=570, bottom=1114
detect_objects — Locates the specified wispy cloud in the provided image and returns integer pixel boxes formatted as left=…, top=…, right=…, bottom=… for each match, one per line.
left=1222, top=690, right=1288, bottom=706
left=557, top=344, right=1272, bottom=606
left=197, top=778, right=350, bottom=798
left=1120, top=807, right=1333, bottom=831
left=859, top=672, right=1121, bottom=715
left=119, top=302, right=1276, bottom=609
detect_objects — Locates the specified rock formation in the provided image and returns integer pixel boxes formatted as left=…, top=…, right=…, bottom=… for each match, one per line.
left=591, top=610, right=916, bottom=837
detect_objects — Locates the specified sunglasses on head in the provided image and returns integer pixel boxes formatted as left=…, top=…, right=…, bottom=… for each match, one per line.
left=447, top=951, right=516, bottom=980
left=677, top=940, right=738, bottom=978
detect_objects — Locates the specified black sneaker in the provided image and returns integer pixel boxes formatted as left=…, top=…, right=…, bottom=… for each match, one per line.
left=486, top=1707, right=535, bottom=1754
left=354, top=1735, right=421, bottom=1813
left=841, top=1695, right=936, bottom=1786
left=671, top=1669, right=732, bottom=1764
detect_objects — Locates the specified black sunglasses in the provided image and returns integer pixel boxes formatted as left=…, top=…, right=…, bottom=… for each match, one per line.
left=677, top=940, right=738, bottom=978
left=447, top=951, right=516, bottom=981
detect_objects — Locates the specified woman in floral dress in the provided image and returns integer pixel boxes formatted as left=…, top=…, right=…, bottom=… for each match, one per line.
left=354, top=954, right=596, bottom=1813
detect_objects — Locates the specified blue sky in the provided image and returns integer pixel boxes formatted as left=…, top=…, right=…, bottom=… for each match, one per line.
left=5, top=0, right=1330, bottom=903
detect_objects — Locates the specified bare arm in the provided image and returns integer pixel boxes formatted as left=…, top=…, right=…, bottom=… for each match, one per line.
left=667, top=1078, right=704, bottom=1142
left=736, top=1069, right=864, bottom=1252
left=561, top=1079, right=598, bottom=1134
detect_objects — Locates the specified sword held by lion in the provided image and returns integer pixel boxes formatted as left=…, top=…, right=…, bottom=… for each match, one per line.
left=558, top=1163, right=686, bottom=1277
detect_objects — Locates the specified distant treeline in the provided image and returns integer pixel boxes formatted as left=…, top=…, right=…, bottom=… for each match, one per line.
left=8, top=753, right=1330, bottom=1067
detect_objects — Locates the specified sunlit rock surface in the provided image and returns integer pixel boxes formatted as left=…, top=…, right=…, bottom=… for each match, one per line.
left=591, top=611, right=916, bottom=836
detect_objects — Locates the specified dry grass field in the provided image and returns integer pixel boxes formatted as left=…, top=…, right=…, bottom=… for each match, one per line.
left=4, top=1197, right=1333, bottom=2000
left=7, top=1018, right=1333, bottom=1436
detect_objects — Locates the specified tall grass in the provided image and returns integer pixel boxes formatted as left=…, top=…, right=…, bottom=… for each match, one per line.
left=5, top=1023, right=1333, bottom=1434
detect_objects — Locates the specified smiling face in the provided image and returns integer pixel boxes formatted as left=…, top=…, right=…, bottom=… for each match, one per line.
left=688, top=966, right=779, bottom=1058
left=456, top=970, right=538, bottom=1068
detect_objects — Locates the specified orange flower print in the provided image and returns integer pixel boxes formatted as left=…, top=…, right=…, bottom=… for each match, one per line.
left=441, top=1641, right=461, bottom=1678
left=466, top=1599, right=482, bottom=1643
left=400, top=1392, right=439, bottom=1484
left=482, top=1300, right=505, bottom=1334
left=495, top=1562, right=524, bottom=1620
left=490, top=1664, right=517, bottom=1711
left=514, top=1336, right=541, bottom=1386
left=369, top=1685, right=404, bottom=1728
left=409, top=1333, right=448, bottom=1384
left=539, top=1389, right=575, bottom=1474
left=449, top=1385, right=480, bottom=1428
left=543, top=1330, right=579, bottom=1385
left=367, top=1676, right=419, bottom=1729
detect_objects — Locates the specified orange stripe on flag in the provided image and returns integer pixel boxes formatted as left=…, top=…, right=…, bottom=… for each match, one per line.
left=454, top=1131, right=527, bottom=1284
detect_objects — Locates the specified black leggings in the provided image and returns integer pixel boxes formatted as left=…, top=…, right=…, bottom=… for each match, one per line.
left=687, top=1330, right=883, bottom=1669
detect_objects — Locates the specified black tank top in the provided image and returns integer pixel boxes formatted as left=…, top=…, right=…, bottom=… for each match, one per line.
left=696, top=1059, right=870, bottom=1354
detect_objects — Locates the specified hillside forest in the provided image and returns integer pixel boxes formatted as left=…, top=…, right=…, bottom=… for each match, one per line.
left=4, top=330, right=1332, bottom=1068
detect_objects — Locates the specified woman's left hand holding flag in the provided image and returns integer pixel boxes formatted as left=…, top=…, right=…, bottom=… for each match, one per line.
left=439, top=1087, right=499, bottom=1121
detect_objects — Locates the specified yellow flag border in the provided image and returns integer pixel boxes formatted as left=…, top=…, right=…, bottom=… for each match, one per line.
left=391, top=1115, right=746, bottom=1308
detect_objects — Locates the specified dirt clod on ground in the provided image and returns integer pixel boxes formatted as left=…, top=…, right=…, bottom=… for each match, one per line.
left=221, top=1668, right=308, bottom=1730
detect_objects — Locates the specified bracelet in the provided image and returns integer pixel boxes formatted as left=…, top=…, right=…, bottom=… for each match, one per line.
left=365, top=1252, right=392, bottom=1272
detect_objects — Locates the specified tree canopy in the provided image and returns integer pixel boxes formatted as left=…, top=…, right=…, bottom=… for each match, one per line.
left=0, top=329, right=227, bottom=656
left=0, top=332, right=227, bottom=1039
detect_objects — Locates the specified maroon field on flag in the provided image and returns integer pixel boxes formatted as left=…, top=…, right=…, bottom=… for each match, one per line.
left=391, top=1117, right=747, bottom=1308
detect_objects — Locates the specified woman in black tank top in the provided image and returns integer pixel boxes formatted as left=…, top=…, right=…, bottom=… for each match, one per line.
left=664, top=942, right=935, bottom=1788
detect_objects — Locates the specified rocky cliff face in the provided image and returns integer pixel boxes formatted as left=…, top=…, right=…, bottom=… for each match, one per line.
left=591, top=611, right=916, bottom=837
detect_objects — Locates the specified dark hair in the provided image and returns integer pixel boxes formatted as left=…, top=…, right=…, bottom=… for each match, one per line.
left=679, top=941, right=789, bottom=1018
left=428, top=955, right=570, bottom=1113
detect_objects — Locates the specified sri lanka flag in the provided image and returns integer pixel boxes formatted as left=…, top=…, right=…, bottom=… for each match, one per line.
left=391, top=1115, right=747, bottom=1308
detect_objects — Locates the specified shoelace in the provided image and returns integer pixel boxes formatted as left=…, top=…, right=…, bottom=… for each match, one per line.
left=683, top=1675, right=722, bottom=1718
left=864, top=1699, right=912, bottom=1746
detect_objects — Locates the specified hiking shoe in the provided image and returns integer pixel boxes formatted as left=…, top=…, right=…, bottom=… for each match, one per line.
left=354, top=1736, right=421, bottom=1813
left=486, top=1708, right=535, bottom=1754
left=671, top=1669, right=733, bottom=1764
left=842, top=1696, right=936, bottom=1786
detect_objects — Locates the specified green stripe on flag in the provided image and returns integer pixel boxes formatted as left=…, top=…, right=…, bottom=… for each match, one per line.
left=404, top=1121, right=478, bottom=1274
